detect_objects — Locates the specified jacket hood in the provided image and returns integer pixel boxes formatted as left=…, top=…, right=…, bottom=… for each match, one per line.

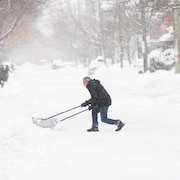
left=90, top=79, right=100, bottom=85
left=92, top=79, right=100, bottom=83
left=86, top=79, right=100, bottom=88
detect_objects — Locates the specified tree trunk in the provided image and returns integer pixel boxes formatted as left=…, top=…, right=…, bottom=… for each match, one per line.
left=141, top=10, right=148, bottom=72
left=98, top=0, right=105, bottom=59
left=174, top=0, right=180, bottom=73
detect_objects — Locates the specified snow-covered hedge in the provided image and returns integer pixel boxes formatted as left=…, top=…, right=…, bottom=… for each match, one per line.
left=149, top=48, right=175, bottom=72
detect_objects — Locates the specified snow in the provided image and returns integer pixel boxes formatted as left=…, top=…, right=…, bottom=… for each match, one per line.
left=159, top=33, right=174, bottom=42
left=0, top=63, right=180, bottom=180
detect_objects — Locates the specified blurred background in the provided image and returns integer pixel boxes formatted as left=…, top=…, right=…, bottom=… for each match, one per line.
left=0, top=0, right=179, bottom=73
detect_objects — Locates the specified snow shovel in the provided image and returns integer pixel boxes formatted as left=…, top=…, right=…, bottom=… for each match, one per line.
left=32, top=105, right=89, bottom=128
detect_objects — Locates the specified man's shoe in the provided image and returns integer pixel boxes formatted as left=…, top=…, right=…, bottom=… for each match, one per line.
left=115, top=121, right=125, bottom=131
left=87, top=127, right=99, bottom=132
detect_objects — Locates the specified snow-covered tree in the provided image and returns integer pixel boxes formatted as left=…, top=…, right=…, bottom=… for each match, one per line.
left=124, top=0, right=173, bottom=72
left=0, top=0, right=46, bottom=63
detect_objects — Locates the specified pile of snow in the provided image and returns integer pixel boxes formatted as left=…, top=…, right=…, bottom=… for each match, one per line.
left=51, top=59, right=69, bottom=69
left=0, top=63, right=180, bottom=180
left=88, top=56, right=106, bottom=75
left=159, top=33, right=174, bottom=42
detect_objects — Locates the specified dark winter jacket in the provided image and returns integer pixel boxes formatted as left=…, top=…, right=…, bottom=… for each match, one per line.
left=86, top=79, right=112, bottom=107
left=0, top=67, right=5, bottom=81
left=4, top=65, right=10, bottom=81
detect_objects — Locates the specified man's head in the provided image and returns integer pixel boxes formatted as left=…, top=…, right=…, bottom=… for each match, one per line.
left=83, top=76, right=92, bottom=86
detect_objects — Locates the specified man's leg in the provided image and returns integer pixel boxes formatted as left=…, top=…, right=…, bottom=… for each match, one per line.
left=100, top=106, right=125, bottom=131
left=92, top=106, right=100, bottom=128
left=0, top=79, right=4, bottom=88
left=100, top=106, right=119, bottom=125
left=87, top=106, right=100, bottom=131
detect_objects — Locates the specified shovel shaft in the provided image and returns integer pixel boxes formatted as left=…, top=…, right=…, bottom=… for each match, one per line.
left=45, top=105, right=81, bottom=120
left=59, top=108, right=88, bottom=122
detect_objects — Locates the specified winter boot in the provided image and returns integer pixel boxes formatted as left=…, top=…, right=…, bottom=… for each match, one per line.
left=87, top=127, right=99, bottom=132
left=115, top=121, right=125, bottom=131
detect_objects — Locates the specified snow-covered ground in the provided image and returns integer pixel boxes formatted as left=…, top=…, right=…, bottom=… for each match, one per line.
left=0, top=63, right=180, bottom=180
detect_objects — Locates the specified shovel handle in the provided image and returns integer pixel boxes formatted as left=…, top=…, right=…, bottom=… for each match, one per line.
left=58, top=108, right=89, bottom=122
left=45, top=105, right=81, bottom=120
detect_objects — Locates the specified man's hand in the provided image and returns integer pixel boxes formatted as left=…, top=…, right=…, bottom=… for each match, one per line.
left=81, top=101, right=89, bottom=107
left=88, top=105, right=92, bottom=110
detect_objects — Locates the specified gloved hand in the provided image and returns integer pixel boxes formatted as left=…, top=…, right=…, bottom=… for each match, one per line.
left=81, top=101, right=89, bottom=107
left=88, top=105, right=92, bottom=111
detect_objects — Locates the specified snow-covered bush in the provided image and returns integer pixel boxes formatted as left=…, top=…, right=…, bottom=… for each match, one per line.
left=149, top=49, right=175, bottom=72
left=161, top=49, right=175, bottom=69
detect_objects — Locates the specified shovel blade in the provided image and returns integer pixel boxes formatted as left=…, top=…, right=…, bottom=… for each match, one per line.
left=32, top=117, right=57, bottom=128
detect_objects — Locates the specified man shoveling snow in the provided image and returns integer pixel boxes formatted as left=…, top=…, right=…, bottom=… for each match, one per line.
left=81, top=76, right=125, bottom=132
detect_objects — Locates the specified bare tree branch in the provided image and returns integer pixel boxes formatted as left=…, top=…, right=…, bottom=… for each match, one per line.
left=0, top=17, right=17, bottom=41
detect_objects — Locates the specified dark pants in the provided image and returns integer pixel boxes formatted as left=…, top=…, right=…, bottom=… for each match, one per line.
left=0, top=79, right=4, bottom=87
left=91, top=106, right=119, bottom=128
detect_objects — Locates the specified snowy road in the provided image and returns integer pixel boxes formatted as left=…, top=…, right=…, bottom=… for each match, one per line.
left=0, top=64, right=180, bottom=180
